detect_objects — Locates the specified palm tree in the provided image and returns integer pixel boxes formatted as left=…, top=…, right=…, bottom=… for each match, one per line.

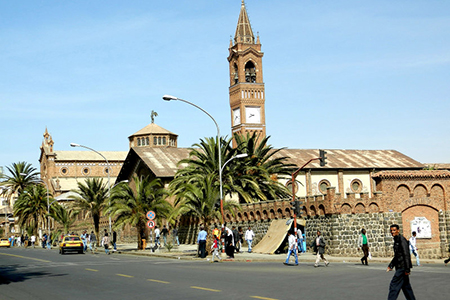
left=172, top=173, right=240, bottom=226
left=48, top=203, right=79, bottom=235
left=13, top=184, right=50, bottom=236
left=0, top=161, right=40, bottom=195
left=108, top=176, right=171, bottom=250
left=70, top=178, right=108, bottom=242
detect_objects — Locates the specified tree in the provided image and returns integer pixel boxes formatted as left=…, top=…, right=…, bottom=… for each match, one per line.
left=108, top=176, right=171, bottom=250
left=0, top=161, right=40, bottom=195
left=70, top=178, right=108, bottom=242
left=13, top=184, right=50, bottom=236
left=48, top=203, right=79, bottom=235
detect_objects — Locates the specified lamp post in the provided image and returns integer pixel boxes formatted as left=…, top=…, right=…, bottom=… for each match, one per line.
left=162, top=95, right=227, bottom=226
left=70, top=143, right=112, bottom=234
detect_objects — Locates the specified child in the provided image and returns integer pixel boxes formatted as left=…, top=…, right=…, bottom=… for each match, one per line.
left=211, top=235, right=222, bottom=263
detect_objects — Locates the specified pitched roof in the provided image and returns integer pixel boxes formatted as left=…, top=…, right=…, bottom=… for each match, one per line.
left=275, top=149, right=424, bottom=170
left=54, top=151, right=128, bottom=161
left=129, top=123, right=177, bottom=138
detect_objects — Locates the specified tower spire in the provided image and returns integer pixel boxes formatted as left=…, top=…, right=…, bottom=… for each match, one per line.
left=234, top=0, right=254, bottom=44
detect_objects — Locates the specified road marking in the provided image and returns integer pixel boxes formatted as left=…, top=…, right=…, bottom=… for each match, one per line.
left=0, top=252, right=50, bottom=263
left=116, top=274, right=134, bottom=278
left=251, top=296, right=279, bottom=300
left=147, top=279, right=170, bottom=284
left=85, top=268, right=98, bottom=272
left=190, top=286, right=221, bottom=292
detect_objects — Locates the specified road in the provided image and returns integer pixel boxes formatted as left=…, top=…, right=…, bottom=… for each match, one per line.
left=1, top=247, right=449, bottom=300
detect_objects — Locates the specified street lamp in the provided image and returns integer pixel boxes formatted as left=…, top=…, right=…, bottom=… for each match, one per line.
left=20, top=173, right=51, bottom=244
left=162, top=94, right=226, bottom=225
left=70, top=143, right=112, bottom=234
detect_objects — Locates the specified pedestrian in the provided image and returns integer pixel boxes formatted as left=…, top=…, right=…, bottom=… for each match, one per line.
left=210, top=234, right=222, bottom=263
left=41, top=233, right=47, bottom=248
left=46, top=234, right=52, bottom=249
left=225, top=227, right=234, bottom=259
left=17, top=235, right=22, bottom=247
left=444, top=242, right=450, bottom=266
left=112, top=230, right=117, bottom=251
left=197, top=226, right=207, bottom=258
left=102, top=233, right=111, bottom=255
left=245, top=226, right=255, bottom=253
left=238, top=227, right=244, bottom=252
left=80, top=230, right=87, bottom=252
left=31, top=234, right=36, bottom=248
left=358, top=228, right=370, bottom=265
left=297, top=228, right=303, bottom=253
left=161, top=225, right=169, bottom=246
left=409, top=231, right=420, bottom=266
left=232, top=226, right=239, bottom=253
left=311, top=230, right=329, bottom=267
left=154, top=226, right=161, bottom=247
left=283, top=231, right=298, bottom=266
left=89, top=231, right=97, bottom=253
left=172, top=226, right=180, bottom=246
left=24, top=234, right=29, bottom=248
left=386, top=224, right=416, bottom=300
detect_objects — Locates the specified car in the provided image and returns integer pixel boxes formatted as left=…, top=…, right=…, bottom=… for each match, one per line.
left=59, top=235, right=84, bottom=254
left=0, top=238, right=11, bottom=247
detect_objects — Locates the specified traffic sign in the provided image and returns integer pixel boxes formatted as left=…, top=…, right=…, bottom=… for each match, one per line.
left=146, top=211, right=156, bottom=220
left=147, top=220, right=156, bottom=229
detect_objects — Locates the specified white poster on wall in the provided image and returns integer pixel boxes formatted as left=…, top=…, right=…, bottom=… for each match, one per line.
left=410, top=217, right=431, bottom=239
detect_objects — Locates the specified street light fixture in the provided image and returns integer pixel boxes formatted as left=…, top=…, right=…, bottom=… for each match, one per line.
left=70, top=143, right=112, bottom=234
left=163, top=94, right=226, bottom=225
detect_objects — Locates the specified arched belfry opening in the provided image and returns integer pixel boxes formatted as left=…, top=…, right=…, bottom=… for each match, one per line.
left=245, top=61, right=256, bottom=83
left=233, top=63, right=239, bottom=84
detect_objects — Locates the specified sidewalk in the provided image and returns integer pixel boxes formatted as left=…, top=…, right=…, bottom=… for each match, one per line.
left=115, top=243, right=445, bottom=265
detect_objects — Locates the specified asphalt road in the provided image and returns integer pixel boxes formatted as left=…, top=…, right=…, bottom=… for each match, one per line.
left=1, top=247, right=449, bottom=300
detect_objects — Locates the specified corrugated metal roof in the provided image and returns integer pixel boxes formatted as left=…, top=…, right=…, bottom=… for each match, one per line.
left=133, top=147, right=191, bottom=177
left=129, top=123, right=177, bottom=137
left=274, top=149, right=423, bottom=169
left=373, top=170, right=450, bottom=179
left=54, top=151, right=128, bottom=161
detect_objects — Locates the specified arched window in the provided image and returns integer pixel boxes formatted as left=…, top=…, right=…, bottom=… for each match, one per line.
left=146, top=137, right=149, bottom=145
left=137, top=138, right=141, bottom=146
left=162, top=137, right=166, bottom=145
left=245, top=61, right=256, bottom=83
left=154, top=137, right=157, bottom=145
left=233, top=63, right=239, bottom=84
left=158, top=137, right=161, bottom=145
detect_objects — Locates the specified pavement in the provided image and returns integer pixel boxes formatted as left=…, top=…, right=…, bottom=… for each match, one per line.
left=114, top=242, right=447, bottom=265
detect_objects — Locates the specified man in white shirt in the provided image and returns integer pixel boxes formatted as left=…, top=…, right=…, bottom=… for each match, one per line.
left=283, top=231, right=298, bottom=266
left=30, top=235, right=36, bottom=248
left=409, top=231, right=420, bottom=266
left=245, top=226, right=255, bottom=253
left=154, top=226, right=161, bottom=247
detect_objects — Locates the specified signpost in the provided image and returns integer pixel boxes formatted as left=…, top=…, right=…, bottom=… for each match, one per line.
left=147, top=220, right=156, bottom=229
left=146, top=211, right=155, bottom=220
left=146, top=211, right=156, bottom=249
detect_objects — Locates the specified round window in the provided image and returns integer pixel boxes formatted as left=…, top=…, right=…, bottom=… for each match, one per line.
left=82, top=167, right=90, bottom=176
left=318, top=180, right=330, bottom=194
left=286, top=180, right=299, bottom=194
left=60, top=167, right=69, bottom=175
left=104, top=167, right=112, bottom=176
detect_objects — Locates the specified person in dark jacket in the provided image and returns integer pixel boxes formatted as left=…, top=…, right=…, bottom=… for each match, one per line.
left=386, top=224, right=416, bottom=300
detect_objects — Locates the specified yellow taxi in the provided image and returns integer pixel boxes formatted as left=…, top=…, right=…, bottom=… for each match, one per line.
left=0, top=238, right=11, bottom=247
left=59, top=235, right=84, bottom=254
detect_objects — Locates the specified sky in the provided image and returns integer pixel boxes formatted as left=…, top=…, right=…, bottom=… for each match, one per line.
left=1, top=0, right=449, bottom=173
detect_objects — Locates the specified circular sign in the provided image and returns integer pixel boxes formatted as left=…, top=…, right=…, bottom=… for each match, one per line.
left=147, top=220, right=156, bottom=229
left=146, top=211, right=156, bottom=220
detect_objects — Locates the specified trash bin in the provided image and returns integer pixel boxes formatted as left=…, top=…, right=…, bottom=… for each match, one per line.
left=142, top=239, right=147, bottom=250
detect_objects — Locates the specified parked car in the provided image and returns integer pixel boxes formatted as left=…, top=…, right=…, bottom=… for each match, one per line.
left=0, top=238, right=11, bottom=247
left=59, top=235, right=84, bottom=254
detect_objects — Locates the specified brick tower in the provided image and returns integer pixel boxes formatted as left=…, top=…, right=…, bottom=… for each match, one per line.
left=228, top=0, right=266, bottom=147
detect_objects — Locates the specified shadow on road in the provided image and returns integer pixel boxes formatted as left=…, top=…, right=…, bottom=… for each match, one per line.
left=0, top=264, right=67, bottom=285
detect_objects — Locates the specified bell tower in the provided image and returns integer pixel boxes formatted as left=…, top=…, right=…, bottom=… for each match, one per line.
left=228, top=0, right=266, bottom=147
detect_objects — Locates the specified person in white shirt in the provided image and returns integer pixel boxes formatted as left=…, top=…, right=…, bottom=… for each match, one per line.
left=245, top=226, right=255, bottom=253
left=283, top=231, right=298, bottom=265
left=30, top=235, right=36, bottom=248
left=409, top=231, right=420, bottom=266
left=154, top=226, right=161, bottom=247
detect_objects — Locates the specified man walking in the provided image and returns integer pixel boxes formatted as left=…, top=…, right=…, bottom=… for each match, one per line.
left=386, top=224, right=416, bottom=300
left=409, top=231, right=420, bottom=266
left=197, top=226, right=207, bottom=258
left=283, top=231, right=298, bottom=266
left=161, top=225, right=169, bottom=246
left=358, top=228, right=370, bottom=265
left=89, top=231, right=97, bottom=253
left=154, top=226, right=161, bottom=247
left=245, top=226, right=255, bottom=253
left=312, top=230, right=329, bottom=267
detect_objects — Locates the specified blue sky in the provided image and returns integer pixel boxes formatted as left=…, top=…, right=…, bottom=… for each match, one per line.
left=1, top=0, right=449, bottom=171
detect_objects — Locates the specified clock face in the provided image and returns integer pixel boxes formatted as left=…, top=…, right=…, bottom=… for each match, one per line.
left=233, top=108, right=241, bottom=126
left=245, top=106, right=261, bottom=124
